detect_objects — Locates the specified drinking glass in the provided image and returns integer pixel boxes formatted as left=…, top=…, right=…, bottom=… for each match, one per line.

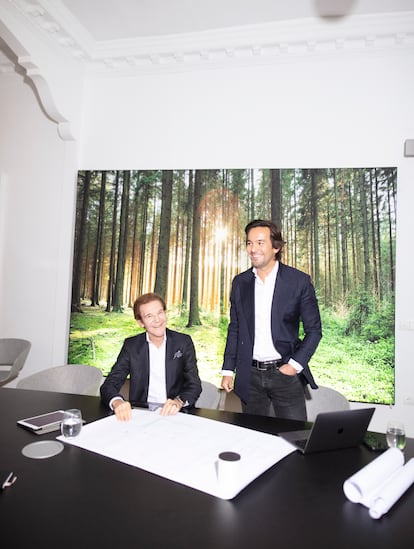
left=61, top=409, right=83, bottom=438
left=386, top=420, right=406, bottom=450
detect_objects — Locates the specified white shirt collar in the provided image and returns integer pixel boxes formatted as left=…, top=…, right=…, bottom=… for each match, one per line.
left=145, top=332, right=167, bottom=345
left=252, top=261, right=279, bottom=283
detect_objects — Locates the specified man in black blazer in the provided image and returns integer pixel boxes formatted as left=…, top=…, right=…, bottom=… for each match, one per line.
left=221, top=220, right=322, bottom=420
left=101, top=292, right=202, bottom=421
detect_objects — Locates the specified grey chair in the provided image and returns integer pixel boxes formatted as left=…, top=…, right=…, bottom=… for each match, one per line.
left=0, top=338, right=31, bottom=387
left=196, top=380, right=221, bottom=409
left=218, top=384, right=350, bottom=421
left=16, top=364, right=103, bottom=396
left=119, top=378, right=130, bottom=400
left=218, top=389, right=242, bottom=412
left=305, top=385, right=350, bottom=421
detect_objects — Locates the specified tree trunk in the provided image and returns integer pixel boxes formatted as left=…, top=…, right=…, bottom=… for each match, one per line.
left=91, top=171, right=106, bottom=306
left=270, top=168, right=281, bottom=227
left=311, top=170, right=319, bottom=288
left=359, top=169, right=371, bottom=291
left=187, top=169, right=202, bottom=326
left=71, top=171, right=91, bottom=312
left=182, top=170, right=193, bottom=310
left=106, top=171, right=119, bottom=312
left=112, top=171, right=130, bottom=312
left=154, top=170, right=173, bottom=300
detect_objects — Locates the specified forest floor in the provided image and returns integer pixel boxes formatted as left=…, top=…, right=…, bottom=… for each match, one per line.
left=69, top=305, right=394, bottom=405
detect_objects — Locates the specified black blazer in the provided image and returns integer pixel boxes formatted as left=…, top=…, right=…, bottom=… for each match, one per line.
left=222, top=263, right=322, bottom=403
left=101, top=328, right=202, bottom=407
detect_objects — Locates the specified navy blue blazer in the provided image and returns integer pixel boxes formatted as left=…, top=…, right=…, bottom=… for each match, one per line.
left=101, top=328, right=202, bottom=408
left=222, top=263, right=322, bottom=404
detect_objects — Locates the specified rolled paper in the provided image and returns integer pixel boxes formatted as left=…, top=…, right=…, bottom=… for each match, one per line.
left=369, top=458, right=414, bottom=519
left=343, top=447, right=404, bottom=503
left=217, top=451, right=241, bottom=500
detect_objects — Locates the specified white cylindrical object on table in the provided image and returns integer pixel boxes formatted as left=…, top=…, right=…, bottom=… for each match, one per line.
left=217, top=451, right=241, bottom=499
left=369, top=458, right=414, bottom=519
left=343, top=447, right=404, bottom=503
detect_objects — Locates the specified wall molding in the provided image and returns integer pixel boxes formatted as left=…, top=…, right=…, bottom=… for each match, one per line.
left=9, top=1, right=414, bottom=76
left=19, top=56, right=74, bottom=140
left=0, top=17, right=74, bottom=141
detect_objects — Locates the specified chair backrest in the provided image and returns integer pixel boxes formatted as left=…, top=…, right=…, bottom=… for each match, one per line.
left=218, top=389, right=242, bottom=412
left=0, top=338, right=31, bottom=387
left=305, top=385, right=350, bottom=422
left=16, top=364, right=103, bottom=396
left=119, top=378, right=130, bottom=400
left=196, top=380, right=221, bottom=409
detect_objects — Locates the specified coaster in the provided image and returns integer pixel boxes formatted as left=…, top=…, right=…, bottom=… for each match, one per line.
left=22, top=440, right=64, bottom=459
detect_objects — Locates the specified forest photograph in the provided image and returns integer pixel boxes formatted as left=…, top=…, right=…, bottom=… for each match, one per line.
left=69, top=167, right=396, bottom=404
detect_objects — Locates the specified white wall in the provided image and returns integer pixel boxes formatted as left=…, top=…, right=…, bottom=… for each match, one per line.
left=0, top=70, right=78, bottom=378
left=1, top=19, right=414, bottom=435
left=80, top=49, right=413, bottom=168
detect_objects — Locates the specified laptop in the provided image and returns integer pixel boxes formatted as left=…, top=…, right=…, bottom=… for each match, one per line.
left=279, top=408, right=375, bottom=454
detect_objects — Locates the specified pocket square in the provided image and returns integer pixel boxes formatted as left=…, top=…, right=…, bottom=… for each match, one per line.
left=173, top=350, right=183, bottom=359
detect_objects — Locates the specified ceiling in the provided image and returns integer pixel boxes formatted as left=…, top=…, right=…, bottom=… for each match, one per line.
left=60, top=0, right=412, bottom=40
left=1, top=0, right=413, bottom=74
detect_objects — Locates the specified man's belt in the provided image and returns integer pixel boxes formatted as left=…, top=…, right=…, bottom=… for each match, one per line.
left=252, top=359, right=283, bottom=371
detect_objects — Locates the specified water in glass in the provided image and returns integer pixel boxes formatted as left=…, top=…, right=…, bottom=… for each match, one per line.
left=61, top=409, right=82, bottom=437
left=386, top=421, right=406, bottom=450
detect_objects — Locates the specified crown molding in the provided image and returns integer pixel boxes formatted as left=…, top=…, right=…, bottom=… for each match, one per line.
left=7, top=1, right=414, bottom=76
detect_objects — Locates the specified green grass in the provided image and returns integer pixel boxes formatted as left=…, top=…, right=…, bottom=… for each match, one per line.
left=69, top=306, right=225, bottom=386
left=68, top=306, right=395, bottom=404
left=310, top=310, right=394, bottom=404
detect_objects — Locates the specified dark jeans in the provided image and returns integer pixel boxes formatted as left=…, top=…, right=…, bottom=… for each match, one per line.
left=242, top=367, right=307, bottom=421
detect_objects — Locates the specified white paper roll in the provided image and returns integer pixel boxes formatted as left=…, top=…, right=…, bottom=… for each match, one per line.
left=343, top=447, right=404, bottom=503
left=369, top=458, right=414, bottom=519
left=217, top=451, right=241, bottom=499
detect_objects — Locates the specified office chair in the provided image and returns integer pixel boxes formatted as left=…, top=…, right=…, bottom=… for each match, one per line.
left=195, top=380, right=221, bottom=409
left=0, top=338, right=31, bottom=387
left=119, top=378, right=130, bottom=400
left=264, top=384, right=350, bottom=420
left=16, top=364, right=103, bottom=396
left=218, top=389, right=243, bottom=412
left=218, top=384, right=350, bottom=421
left=305, top=385, right=350, bottom=421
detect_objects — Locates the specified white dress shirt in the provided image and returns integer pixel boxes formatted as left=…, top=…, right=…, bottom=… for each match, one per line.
left=252, top=263, right=281, bottom=361
left=147, top=333, right=167, bottom=404
left=222, top=262, right=303, bottom=376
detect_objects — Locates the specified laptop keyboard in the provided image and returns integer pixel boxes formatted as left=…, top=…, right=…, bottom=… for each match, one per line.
left=293, top=439, right=307, bottom=450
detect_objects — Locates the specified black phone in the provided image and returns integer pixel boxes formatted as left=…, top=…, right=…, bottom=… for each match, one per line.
left=363, top=431, right=388, bottom=451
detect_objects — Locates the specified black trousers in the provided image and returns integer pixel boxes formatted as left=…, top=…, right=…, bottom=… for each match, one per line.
left=242, top=367, right=307, bottom=421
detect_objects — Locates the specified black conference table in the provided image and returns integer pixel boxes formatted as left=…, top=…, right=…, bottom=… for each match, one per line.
left=1, top=387, right=413, bottom=549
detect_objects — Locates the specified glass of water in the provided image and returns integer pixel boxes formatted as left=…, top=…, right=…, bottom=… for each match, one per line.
left=386, top=420, right=406, bottom=450
left=61, top=409, right=83, bottom=438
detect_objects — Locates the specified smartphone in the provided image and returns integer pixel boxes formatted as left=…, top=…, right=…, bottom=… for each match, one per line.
left=17, top=410, right=65, bottom=434
left=363, top=431, right=388, bottom=451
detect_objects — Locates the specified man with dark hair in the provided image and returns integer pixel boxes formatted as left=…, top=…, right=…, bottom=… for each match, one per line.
left=221, top=220, right=322, bottom=420
left=101, top=292, right=202, bottom=421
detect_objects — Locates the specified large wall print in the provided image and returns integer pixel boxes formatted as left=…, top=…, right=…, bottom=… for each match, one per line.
left=69, top=168, right=396, bottom=404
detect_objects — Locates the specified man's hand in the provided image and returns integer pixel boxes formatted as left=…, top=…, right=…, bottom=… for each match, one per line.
left=159, top=398, right=182, bottom=416
left=279, top=363, right=297, bottom=376
left=112, top=399, right=132, bottom=421
left=221, top=375, right=234, bottom=393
